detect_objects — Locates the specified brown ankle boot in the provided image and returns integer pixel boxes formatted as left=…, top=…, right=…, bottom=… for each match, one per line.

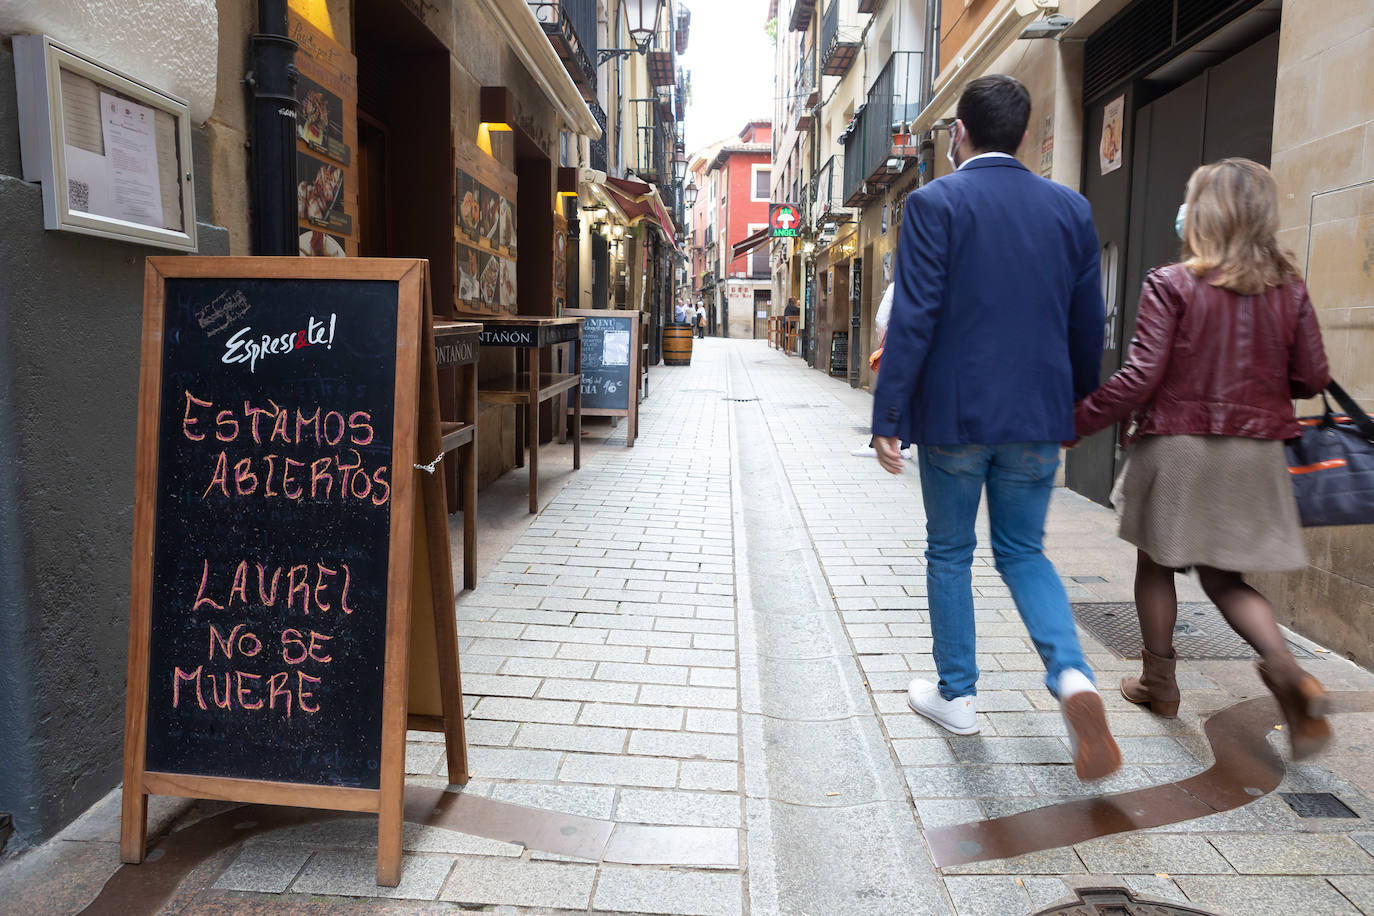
left=1120, top=647, right=1180, bottom=718
left=1257, top=655, right=1331, bottom=760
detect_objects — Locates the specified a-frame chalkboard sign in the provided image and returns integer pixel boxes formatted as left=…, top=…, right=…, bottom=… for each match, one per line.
left=120, top=257, right=468, bottom=886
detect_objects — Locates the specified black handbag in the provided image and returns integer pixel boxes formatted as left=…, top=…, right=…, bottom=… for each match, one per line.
left=1285, top=381, right=1374, bottom=526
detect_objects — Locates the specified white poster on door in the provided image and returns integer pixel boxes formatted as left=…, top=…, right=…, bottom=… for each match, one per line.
left=1099, top=95, right=1124, bottom=176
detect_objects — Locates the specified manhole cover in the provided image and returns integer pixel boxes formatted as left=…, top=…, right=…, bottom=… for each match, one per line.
left=1072, top=602, right=1314, bottom=660
left=1034, top=886, right=1221, bottom=915
left=1279, top=791, right=1360, bottom=818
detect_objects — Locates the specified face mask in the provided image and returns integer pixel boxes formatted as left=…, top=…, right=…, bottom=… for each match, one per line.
left=1175, top=203, right=1187, bottom=240
left=946, top=123, right=961, bottom=170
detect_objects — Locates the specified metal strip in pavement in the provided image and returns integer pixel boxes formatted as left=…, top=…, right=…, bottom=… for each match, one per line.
left=925, top=691, right=1374, bottom=868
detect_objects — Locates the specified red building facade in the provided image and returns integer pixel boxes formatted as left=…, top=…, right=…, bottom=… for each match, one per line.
left=690, top=120, right=772, bottom=338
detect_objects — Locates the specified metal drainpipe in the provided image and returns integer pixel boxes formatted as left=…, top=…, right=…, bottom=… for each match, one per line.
left=247, top=0, right=300, bottom=255
left=920, top=0, right=941, bottom=188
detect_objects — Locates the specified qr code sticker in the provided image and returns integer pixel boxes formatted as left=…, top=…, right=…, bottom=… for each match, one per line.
left=68, top=178, right=90, bottom=211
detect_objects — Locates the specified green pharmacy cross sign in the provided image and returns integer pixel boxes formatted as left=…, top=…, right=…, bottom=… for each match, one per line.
left=769, top=203, right=801, bottom=238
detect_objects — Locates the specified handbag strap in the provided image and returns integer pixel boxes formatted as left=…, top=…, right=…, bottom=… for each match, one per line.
left=1326, top=380, right=1374, bottom=441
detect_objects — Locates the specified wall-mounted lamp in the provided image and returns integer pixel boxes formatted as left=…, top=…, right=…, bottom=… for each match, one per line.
left=611, top=224, right=625, bottom=240
left=598, top=0, right=665, bottom=63
left=479, top=86, right=515, bottom=131
left=684, top=182, right=698, bottom=209
left=803, top=241, right=816, bottom=256
left=557, top=166, right=579, bottom=200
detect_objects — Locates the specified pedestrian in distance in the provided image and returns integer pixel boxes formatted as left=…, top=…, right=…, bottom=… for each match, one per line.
left=674, top=300, right=688, bottom=325
left=1073, top=158, right=1333, bottom=760
left=695, top=302, right=707, bottom=338
left=872, top=74, right=1121, bottom=780
left=852, top=283, right=910, bottom=460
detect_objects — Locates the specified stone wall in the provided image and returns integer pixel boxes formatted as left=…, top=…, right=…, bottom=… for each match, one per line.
left=1251, top=0, right=1374, bottom=669
left=0, top=38, right=228, bottom=849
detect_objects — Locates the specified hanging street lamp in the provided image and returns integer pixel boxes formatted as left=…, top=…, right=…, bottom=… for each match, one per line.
left=599, top=0, right=666, bottom=63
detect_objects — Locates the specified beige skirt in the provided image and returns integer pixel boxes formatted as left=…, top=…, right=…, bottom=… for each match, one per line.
left=1116, top=435, right=1307, bottom=572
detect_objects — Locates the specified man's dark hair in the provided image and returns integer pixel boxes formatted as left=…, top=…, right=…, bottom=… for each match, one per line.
left=956, top=75, right=1031, bottom=154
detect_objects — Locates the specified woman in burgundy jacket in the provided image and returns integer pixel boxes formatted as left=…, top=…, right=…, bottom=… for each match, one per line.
left=1075, top=158, right=1332, bottom=759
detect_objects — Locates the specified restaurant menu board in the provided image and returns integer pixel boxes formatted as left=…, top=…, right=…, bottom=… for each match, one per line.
left=578, top=313, right=635, bottom=411
left=290, top=10, right=358, bottom=257
left=141, top=275, right=401, bottom=788
left=454, top=131, right=517, bottom=316
left=57, top=69, right=186, bottom=233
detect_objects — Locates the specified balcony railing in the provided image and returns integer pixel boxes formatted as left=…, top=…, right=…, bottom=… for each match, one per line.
left=820, top=0, right=861, bottom=77
left=811, top=153, right=850, bottom=225
left=588, top=100, right=607, bottom=171
left=840, top=51, right=923, bottom=205
left=631, top=98, right=669, bottom=183
left=528, top=0, right=597, bottom=100
left=791, top=49, right=817, bottom=130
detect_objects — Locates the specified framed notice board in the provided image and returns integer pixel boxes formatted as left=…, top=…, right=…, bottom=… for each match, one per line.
left=565, top=309, right=638, bottom=447
left=289, top=11, right=359, bottom=257
left=121, top=258, right=467, bottom=886
left=454, top=131, right=518, bottom=315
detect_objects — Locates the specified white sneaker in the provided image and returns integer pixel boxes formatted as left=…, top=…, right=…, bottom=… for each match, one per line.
left=850, top=445, right=877, bottom=457
left=1057, top=669, right=1122, bottom=780
left=907, top=679, right=979, bottom=735
left=901, top=447, right=912, bottom=460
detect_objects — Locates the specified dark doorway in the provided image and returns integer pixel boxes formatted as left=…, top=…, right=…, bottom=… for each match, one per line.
left=354, top=0, right=452, bottom=308
left=1068, top=29, right=1279, bottom=506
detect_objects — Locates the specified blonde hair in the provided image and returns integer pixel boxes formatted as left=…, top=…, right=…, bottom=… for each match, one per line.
left=1181, top=158, right=1300, bottom=295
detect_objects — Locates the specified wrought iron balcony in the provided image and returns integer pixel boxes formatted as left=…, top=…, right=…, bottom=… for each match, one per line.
left=790, top=49, right=817, bottom=130
left=631, top=98, right=670, bottom=183
left=811, top=154, right=851, bottom=225
left=820, top=0, right=861, bottom=77
left=840, top=51, right=923, bottom=205
left=588, top=100, right=607, bottom=172
left=528, top=0, right=598, bottom=101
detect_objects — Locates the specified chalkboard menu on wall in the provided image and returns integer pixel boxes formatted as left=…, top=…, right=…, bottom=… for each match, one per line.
left=565, top=309, right=639, bottom=446
left=121, top=258, right=462, bottom=888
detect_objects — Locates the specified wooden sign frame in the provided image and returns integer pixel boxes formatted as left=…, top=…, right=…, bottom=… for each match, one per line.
left=565, top=308, right=638, bottom=447
left=120, top=257, right=466, bottom=886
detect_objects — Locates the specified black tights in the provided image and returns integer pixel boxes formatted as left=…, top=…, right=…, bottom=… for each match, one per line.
left=1134, top=550, right=1290, bottom=659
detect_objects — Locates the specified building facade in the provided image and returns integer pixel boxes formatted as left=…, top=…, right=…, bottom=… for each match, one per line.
left=0, top=0, right=685, bottom=850
left=710, top=121, right=774, bottom=338
left=768, top=0, right=930, bottom=371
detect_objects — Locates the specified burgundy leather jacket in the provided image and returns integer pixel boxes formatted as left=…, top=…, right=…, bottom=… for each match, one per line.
left=1075, top=263, right=1329, bottom=442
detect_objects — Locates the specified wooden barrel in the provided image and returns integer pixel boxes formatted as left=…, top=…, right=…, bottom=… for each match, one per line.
left=663, top=323, right=694, bottom=366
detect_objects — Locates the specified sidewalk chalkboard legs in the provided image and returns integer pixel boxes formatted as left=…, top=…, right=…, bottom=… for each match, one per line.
left=573, top=339, right=582, bottom=469
left=527, top=348, right=540, bottom=514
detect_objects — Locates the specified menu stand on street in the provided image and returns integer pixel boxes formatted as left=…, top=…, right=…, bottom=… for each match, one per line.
left=433, top=320, right=481, bottom=590
left=471, top=316, right=583, bottom=513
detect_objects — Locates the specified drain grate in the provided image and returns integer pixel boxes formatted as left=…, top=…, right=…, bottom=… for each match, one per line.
left=1072, top=602, right=1314, bottom=660
left=1279, top=792, right=1360, bottom=819
left=1034, top=886, right=1222, bottom=915
left=722, top=397, right=758, bottom=403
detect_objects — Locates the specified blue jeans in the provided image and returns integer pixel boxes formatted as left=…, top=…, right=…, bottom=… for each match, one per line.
left=917, top=442, right=1091, bottom=699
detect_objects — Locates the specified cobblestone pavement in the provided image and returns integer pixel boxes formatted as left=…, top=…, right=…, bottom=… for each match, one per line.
left=6, top=338, right=1374, bottom=915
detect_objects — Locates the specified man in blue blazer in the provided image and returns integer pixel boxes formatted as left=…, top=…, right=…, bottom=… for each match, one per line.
left=872, top=75, right=1120, bottom=780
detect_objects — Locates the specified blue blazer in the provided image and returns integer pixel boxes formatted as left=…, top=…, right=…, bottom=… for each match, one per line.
left=872, top=156, right=1105, bottom=446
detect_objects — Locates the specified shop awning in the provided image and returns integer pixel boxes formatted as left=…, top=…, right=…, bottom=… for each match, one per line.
left=584, top=173, right=678, bottom=250
left=907, top=0, right=1058, bottom=136
left=732, top=227, right=772, bottom=259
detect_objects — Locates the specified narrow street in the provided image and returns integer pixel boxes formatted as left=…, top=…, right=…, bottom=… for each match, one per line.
left=13, top=340, right=1374, bottom=915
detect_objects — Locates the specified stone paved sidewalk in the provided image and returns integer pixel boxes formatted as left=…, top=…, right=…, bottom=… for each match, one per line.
left=5, top=338, right=1374, bottom=916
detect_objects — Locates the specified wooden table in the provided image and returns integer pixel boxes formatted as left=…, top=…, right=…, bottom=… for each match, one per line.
left=469, top=316, right=583, bottom=514
left=433, top=320, right=482, bottom=589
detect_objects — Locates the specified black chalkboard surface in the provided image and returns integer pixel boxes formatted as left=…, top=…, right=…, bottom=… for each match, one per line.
left=145, top=275, right=399, bottom=788
left=565, top=309, right=639, bottom=447
left=579, top=313, right=636, bottom=411
left=122, top=258, right=459, bottom=888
